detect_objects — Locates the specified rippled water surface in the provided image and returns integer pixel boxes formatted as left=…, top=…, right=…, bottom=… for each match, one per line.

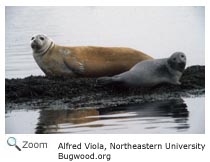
left=6, top=97, right=205, bottom=134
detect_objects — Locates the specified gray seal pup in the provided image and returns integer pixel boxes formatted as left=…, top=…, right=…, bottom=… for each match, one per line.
left=31, top=34, right=153, bottom=77
left=98, top=52, right=186, bottom=87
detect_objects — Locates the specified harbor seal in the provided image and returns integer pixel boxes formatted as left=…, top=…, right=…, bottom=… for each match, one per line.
left=31, top=34, right=153, bottom=77
left=98, top=52, right=186, bottom=87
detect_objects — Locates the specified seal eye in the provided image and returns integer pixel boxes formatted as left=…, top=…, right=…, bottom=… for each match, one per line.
left=40, top=37, right=45, bottom=41
left=31, top=37, right=34, bottom=40
left=173, top=58, right=176, bottom=61
left=181, top=55, right=184, bottom=58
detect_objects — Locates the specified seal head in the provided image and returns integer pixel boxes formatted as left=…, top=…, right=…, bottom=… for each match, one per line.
left=31, top=34, right=54, bottom=55
left=167, top=52, right=186, bottom=72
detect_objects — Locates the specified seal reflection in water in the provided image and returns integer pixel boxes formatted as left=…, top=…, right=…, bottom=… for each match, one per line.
left=35, top=98, right=188, bottom=134
left=98, top=52, right=186, bottom=87
left=31, top=34, right=153, bottom=77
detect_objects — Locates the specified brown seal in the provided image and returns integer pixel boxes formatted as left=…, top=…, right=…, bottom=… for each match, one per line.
left=31, top=34, right=153, bottom=77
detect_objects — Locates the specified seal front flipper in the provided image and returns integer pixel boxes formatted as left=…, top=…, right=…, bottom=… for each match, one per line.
left=170, top=80, right=181, bottom=85
left=63, top=55, right=85, bottom=75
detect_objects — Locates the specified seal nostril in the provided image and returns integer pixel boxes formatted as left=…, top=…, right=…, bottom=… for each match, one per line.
left=31, top=37, right=34, bottom=40
left=31, top=43, right=35, bottom=49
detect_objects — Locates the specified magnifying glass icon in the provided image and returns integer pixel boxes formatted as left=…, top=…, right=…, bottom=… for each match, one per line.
left=7, top=137, right=21, bottom=151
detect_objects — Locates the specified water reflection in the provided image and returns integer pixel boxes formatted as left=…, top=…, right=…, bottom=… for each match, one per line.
left=35, top=99, right=189, bottom=134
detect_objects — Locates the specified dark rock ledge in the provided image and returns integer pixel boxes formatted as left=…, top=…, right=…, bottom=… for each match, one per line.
left=5, top=65, right=205, bottom=108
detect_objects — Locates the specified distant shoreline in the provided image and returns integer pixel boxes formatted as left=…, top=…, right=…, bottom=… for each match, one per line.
left=5, top=65, right=205, bottom=109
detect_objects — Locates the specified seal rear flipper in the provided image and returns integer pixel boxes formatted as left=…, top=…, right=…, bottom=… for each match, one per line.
left=97, top=76, right=125, bottom=86
left=97, top=76, right=114, bottom=85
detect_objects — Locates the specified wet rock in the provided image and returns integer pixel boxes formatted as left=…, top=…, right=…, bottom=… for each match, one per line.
left=5, top=65, right=205, bottom=108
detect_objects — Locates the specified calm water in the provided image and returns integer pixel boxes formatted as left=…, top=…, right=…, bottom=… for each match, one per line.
left=6, top=7, right=204, bottom=78
left=5, top=7, right=205, bottom=134
left=5, top=97, right=205, bottom=134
